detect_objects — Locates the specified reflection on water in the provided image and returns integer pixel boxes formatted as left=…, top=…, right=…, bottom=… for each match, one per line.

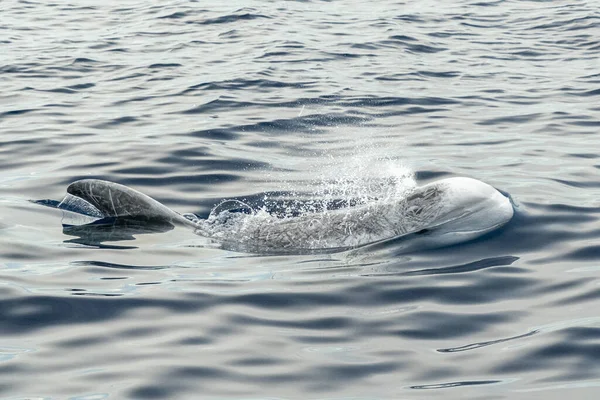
left=2, top=0, right=600, bottom=398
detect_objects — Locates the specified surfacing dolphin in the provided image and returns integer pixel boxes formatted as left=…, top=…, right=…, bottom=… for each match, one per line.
left=53, top=177, right=513, bottom=254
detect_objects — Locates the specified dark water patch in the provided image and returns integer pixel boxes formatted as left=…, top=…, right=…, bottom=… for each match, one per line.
left=309, top=361, right=400, bottom=383
left=371, top=106, right=448, bottom=117
left=531, top=278, right=589, bottom=298
left=561, top=245, right=600, bottom=261
left=470, top=0, right=504, bottom=6
left=427, top=31, right=477, bottom=38
left=567, top=88, right=600, bottom=97
left=1, top=250, right=44, bottom=261
left=561, top=327, right=600, bottom=341
left=323, top=51, right=367, bottom=59
left=549, top=287, right=600, bottom=307
left=128, top=385, right=180, bottom=399
left=179, top=99, right=253, bottom=114
left=181, top=114, right=369, bottom=138
left=154, top=154, right=270, bottom=172
left=181, top=78, right=314, bottom=93
left=72, top=57, right=99, bottom=64
left=71, top=292, right=123, bottom=297
left=366, top=274, right=539, bottom=305
left=350, top=42, right=381, bottom=50
left=0, top=108, right=37, bottom=119
left=229, top=357, right=286, bottom=367
left=0, top=64, right=33, bottom=74
left=400, top=256, right=520, bottom=276
left=158, top=11, right=188, bottom=20
left=410, top=380, right=502, bottom=390
left=177, top=336, right=212, bottom=346
left=0, top=294, right=211, bottom=334
left=169, top=365, right=231, bottom=380
left=107, top=72, right=147, bottom=82
left=528, top=16, right=600, bottom=32
left=118, top=326, right=165, bottom=338
left=230, top=314, right=353, bottom=330
left=69, top=82, right=95, bottom=90
left=57, top=5, right=97, bottom=11
left=259, top=51, right=293, bottom=58
left=36, top=87, right=78, bottom=94
left=395, top=14, right=426, bottom=23
left=226, top=291, right=345, bottom=310
left=379, top=37, right=447, bottom=53
left=438, top=329, right=539, bottom=353
left=88, top=40, right=119, bottom=50
left=113, top=165, right=179, bottom=175
left=461, top=21, right=505, bottom=29
left=390, top=311, right=515, bottom=340
left=454, top=139, right=520, bottom=146
left=148, top=63, right=181, bottom=69
left=75, top=160, right=120, bottom=169
left=218, top=29, right=241, bottom=39
left=524, top=202, right=600, bottom=215
left=62, top=218, right=175, bottom=247
left=567, top=153, right=599, bottom=159
left=566, top=119, right=600, bottom=127
left=157, top=146, right=210, bottom=159
left=91, top=116, right=139, bottom=129
left=71, top=261, right=169, bottom=271
left=418, top=70, right=461, bottom=78
left=290, top=335, right=349, bottom=345
left=118, top=173, right=242, bottom=187
left=389, top=34, right=418, bottom=42
left=196, top=12, right=270, bottom=26
left=477, top=113, right=543, bottom=125
left=406, top=44, right=447, bottom=54
left=340, top=96, right=459, bottom=108
left=511, top=49, right=547, bottom=58
left=111, top=95, right=160, bottom=106
left=179, top=128, right=240, bottom=141
left=492, top=328, right=600, bottom=377
left=54, top=335, right=107, bottom=349
left=550, top=178, right=600, bottom=188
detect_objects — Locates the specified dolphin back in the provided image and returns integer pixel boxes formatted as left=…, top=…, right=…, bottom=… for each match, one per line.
left=66, top=179, right=194, bottom=227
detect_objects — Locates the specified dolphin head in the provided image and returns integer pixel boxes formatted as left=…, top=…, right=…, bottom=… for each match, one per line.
left=404, top=177, right=514, bottom=248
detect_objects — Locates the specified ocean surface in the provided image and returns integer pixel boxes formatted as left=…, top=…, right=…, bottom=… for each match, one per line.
left=2, top=0, right=600, bottom=398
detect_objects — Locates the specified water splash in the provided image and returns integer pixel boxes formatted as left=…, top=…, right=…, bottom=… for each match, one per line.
left=197, top=154, right=420, bottom=253
left=263, top=151, right=417, bottom=217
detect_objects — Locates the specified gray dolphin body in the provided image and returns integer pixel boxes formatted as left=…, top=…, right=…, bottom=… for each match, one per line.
left=66, top=179, right=196, bottom=227
left=60, top=177, right=513, bottom=254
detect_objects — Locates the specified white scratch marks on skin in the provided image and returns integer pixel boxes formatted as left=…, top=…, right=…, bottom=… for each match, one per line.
left=108, top=188, right=117, bottom=216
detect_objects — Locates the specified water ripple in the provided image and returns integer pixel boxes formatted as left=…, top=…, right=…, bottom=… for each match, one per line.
left=2, top=0, right=600, bottom=397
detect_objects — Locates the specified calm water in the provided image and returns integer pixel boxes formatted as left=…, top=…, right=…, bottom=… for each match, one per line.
left=2, top=0, right=600, bottom=398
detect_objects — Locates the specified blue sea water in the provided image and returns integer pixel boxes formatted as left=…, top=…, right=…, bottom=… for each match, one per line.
left=2, top=0, right=600, bottom=398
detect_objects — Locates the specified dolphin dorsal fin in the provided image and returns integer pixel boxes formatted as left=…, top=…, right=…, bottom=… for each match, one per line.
left=66, top=179, right=194, bottom=227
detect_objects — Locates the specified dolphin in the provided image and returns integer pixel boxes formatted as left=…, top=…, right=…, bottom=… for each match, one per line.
left=65, top=179, right=196, bottom=228
left=52, top=177, right=513, bottom=254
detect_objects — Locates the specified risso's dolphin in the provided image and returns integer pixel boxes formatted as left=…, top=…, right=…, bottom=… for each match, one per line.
left=65, top=179, right=196, bottom=228
left=53, top=177, right=513, bottom=254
